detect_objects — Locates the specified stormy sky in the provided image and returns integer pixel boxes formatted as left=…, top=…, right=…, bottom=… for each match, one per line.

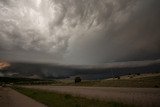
left=0, top=0, right=160, bottom=65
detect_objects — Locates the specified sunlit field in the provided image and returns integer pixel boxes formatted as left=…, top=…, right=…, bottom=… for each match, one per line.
left=54, top=73, right=160, bottom=88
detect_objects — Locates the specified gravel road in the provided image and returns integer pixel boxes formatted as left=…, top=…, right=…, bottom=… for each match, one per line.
left=0, top=87, right=46, bottom=107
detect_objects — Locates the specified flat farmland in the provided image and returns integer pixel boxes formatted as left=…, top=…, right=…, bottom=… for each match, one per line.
left=23, top=86, right=160, bottom=107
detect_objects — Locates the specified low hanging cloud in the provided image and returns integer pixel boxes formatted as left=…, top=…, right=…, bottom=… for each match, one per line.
left=0, top=0, right=160, bottom=64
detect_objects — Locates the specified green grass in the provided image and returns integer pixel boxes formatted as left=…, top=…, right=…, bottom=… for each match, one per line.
left=13, top=87, right=135, bottom=107
left=57, top=75, right=160, bottom=88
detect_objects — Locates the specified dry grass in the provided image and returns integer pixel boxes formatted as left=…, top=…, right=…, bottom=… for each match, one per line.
left=13, top=86, right=135, bottom=107
left=56, top=73, right=160, bottom=88
left=22, top=85, right=160, bottom=107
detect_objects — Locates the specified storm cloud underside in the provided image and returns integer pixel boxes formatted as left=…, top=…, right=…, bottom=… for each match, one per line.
left=0, top=0, right=160, bottom=64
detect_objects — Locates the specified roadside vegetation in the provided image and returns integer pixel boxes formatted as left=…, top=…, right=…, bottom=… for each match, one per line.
left=13, top=86, right=135, bottom=107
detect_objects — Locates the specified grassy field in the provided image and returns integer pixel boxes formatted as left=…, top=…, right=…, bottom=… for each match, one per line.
left=56, top=74, right=160, bottom=88
left=13, top=87, right=135, bottom=107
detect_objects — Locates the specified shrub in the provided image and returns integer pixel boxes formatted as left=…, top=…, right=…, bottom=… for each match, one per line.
left=75, top=77, right=81, bottom=84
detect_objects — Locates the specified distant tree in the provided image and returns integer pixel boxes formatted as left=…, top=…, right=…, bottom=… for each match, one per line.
left=75, top=77, right=81, bottom=84
left=136, top=73, right=140, bottom=75
left=117, top=76, right=120, bottom=79
left=129, top=75, right=133, bottom=78
left=154, top=85, right=159, bottom=88
left=114, top=76, right=120, bottom=79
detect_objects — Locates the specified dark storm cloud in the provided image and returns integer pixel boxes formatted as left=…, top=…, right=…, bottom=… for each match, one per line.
left=0, top=0, right=160, bottom=64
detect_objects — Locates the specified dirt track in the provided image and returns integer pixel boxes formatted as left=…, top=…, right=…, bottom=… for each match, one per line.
left=24, top=85, right=160, bottom=107
left=0, top=87, right=46, bottom=107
